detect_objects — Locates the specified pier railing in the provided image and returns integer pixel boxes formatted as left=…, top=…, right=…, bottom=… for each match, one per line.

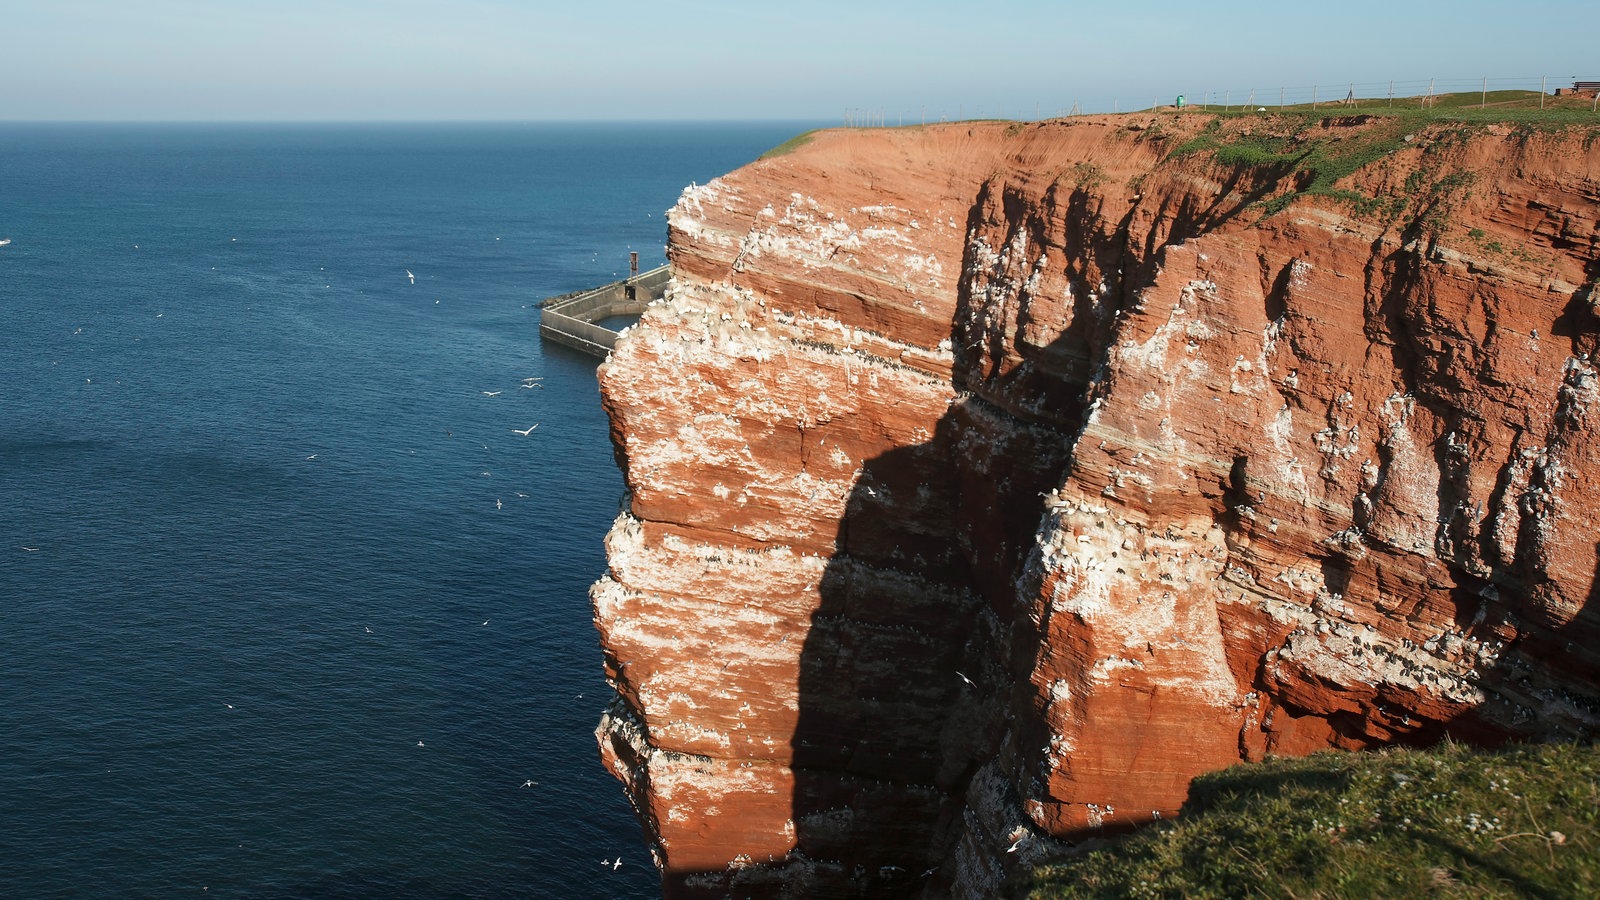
left=538, top=265, right=670, bottom=358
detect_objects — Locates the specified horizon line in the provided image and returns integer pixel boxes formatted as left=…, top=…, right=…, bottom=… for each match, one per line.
left=0, top=117, right=836, bottom=126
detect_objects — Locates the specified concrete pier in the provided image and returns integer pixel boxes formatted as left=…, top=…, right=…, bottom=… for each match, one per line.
left=538, top=265, right=670, bottom=358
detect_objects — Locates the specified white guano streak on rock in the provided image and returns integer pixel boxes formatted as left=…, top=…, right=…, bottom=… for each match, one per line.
left=1032, top=499, right=1241, bottom=707
left=1232, top=584, right=1489, bottom=707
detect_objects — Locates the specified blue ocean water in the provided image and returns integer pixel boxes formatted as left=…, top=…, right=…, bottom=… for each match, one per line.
left=0, top=121, right=811, bottom=898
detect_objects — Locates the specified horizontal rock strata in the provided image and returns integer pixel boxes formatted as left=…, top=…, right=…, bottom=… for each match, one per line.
left=593, top=115, right=1600, bottom=897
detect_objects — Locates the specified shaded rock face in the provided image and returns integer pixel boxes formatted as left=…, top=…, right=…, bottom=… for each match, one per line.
left=592, top=116, right=1600, bottom=897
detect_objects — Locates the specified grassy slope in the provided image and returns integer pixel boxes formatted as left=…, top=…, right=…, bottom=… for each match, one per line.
left=758, top=129, right=818, bottom=159
left=1023, top=742, right=1600, bottom=899
left=1154, top=97, right=1600, bottom=222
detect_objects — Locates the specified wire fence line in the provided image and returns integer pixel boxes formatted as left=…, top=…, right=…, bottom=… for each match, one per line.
left=1165, top=75, right=1600, bottom=113
left=843, top=74, right=1600, bottom=126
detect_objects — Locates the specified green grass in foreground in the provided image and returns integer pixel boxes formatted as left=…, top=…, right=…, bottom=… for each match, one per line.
left=1024, top=741, right=1600, bottom=899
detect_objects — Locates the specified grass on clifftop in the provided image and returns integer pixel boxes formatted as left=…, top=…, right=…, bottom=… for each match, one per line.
left=1167, top=115, right=1422, bottom=218
left=1161, top=96, right=1600, bottom=221
left=759, top=129, right=818, bottom=159
left=1169, top=89, right=1600, bottom=123
left=1023, top=741, right=1600, bottom=899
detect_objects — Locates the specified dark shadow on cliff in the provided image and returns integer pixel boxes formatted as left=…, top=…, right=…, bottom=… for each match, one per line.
left=780, top=397, right=1086, bottom=897
left=783, top=431, right=978, bottom=898
left=766, top=165, right=1272, bottom=895
left=774, top=198, right=1127, bottom=896
left=1549, top=257, right=1600, bottom=362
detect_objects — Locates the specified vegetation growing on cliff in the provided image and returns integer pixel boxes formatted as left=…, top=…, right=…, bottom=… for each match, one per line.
left=1169, top=115, right=1426, bottom=219
left=1022, top=741, right=1600, bottom=899
left=1161, top=99, right=1600, bottom=222
left=759, top=129, right=819, bottom=159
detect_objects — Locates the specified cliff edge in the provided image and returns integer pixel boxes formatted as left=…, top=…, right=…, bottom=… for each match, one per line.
left=592, top=113, right=1600, bottom=897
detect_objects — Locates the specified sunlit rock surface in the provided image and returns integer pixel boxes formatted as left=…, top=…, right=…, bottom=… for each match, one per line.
left=593, top=115, right=1600, bottom=898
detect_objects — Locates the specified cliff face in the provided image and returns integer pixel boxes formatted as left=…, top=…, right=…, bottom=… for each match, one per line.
left=592, top=115, right=1600, bottom=897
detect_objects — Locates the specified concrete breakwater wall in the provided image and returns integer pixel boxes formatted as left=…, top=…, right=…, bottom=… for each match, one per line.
left=538, top=265, right=670, bottom=358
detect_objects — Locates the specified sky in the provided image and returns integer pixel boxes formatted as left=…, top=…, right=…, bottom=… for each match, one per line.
left=1, top=0, right=1594, bottom=121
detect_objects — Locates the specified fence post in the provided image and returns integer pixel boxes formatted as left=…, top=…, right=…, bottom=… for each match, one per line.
left=1481, top=76, right=1487, bottom=109
left=1388, top=80, right=1393, bottom=107
left=1541, top=75, right=1547, bottom=110
left=1280, top=87, right=1285, bottom=109
left=1312, top=85, right=1318, bottom=109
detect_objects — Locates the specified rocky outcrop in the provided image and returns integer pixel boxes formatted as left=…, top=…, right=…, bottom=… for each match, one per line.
left=592, top=115, right=1600, bottom=897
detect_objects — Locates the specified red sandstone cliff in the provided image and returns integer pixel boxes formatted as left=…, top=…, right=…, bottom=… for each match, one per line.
left=592, top=114, right=1600, bottom=897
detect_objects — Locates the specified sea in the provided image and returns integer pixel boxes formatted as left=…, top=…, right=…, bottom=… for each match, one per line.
left=0, top=121, right=814, bottom=899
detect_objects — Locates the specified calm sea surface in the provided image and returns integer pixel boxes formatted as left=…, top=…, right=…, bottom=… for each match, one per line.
left=0, top=121, right=811, bottom=898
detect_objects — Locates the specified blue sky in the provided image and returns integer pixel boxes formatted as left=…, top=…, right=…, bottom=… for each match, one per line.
left=2, top=0, right=1593, bottom=121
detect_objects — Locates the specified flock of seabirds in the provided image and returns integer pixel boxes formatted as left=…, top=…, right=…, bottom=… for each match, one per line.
left=10, top=252, right=641, bottom=874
